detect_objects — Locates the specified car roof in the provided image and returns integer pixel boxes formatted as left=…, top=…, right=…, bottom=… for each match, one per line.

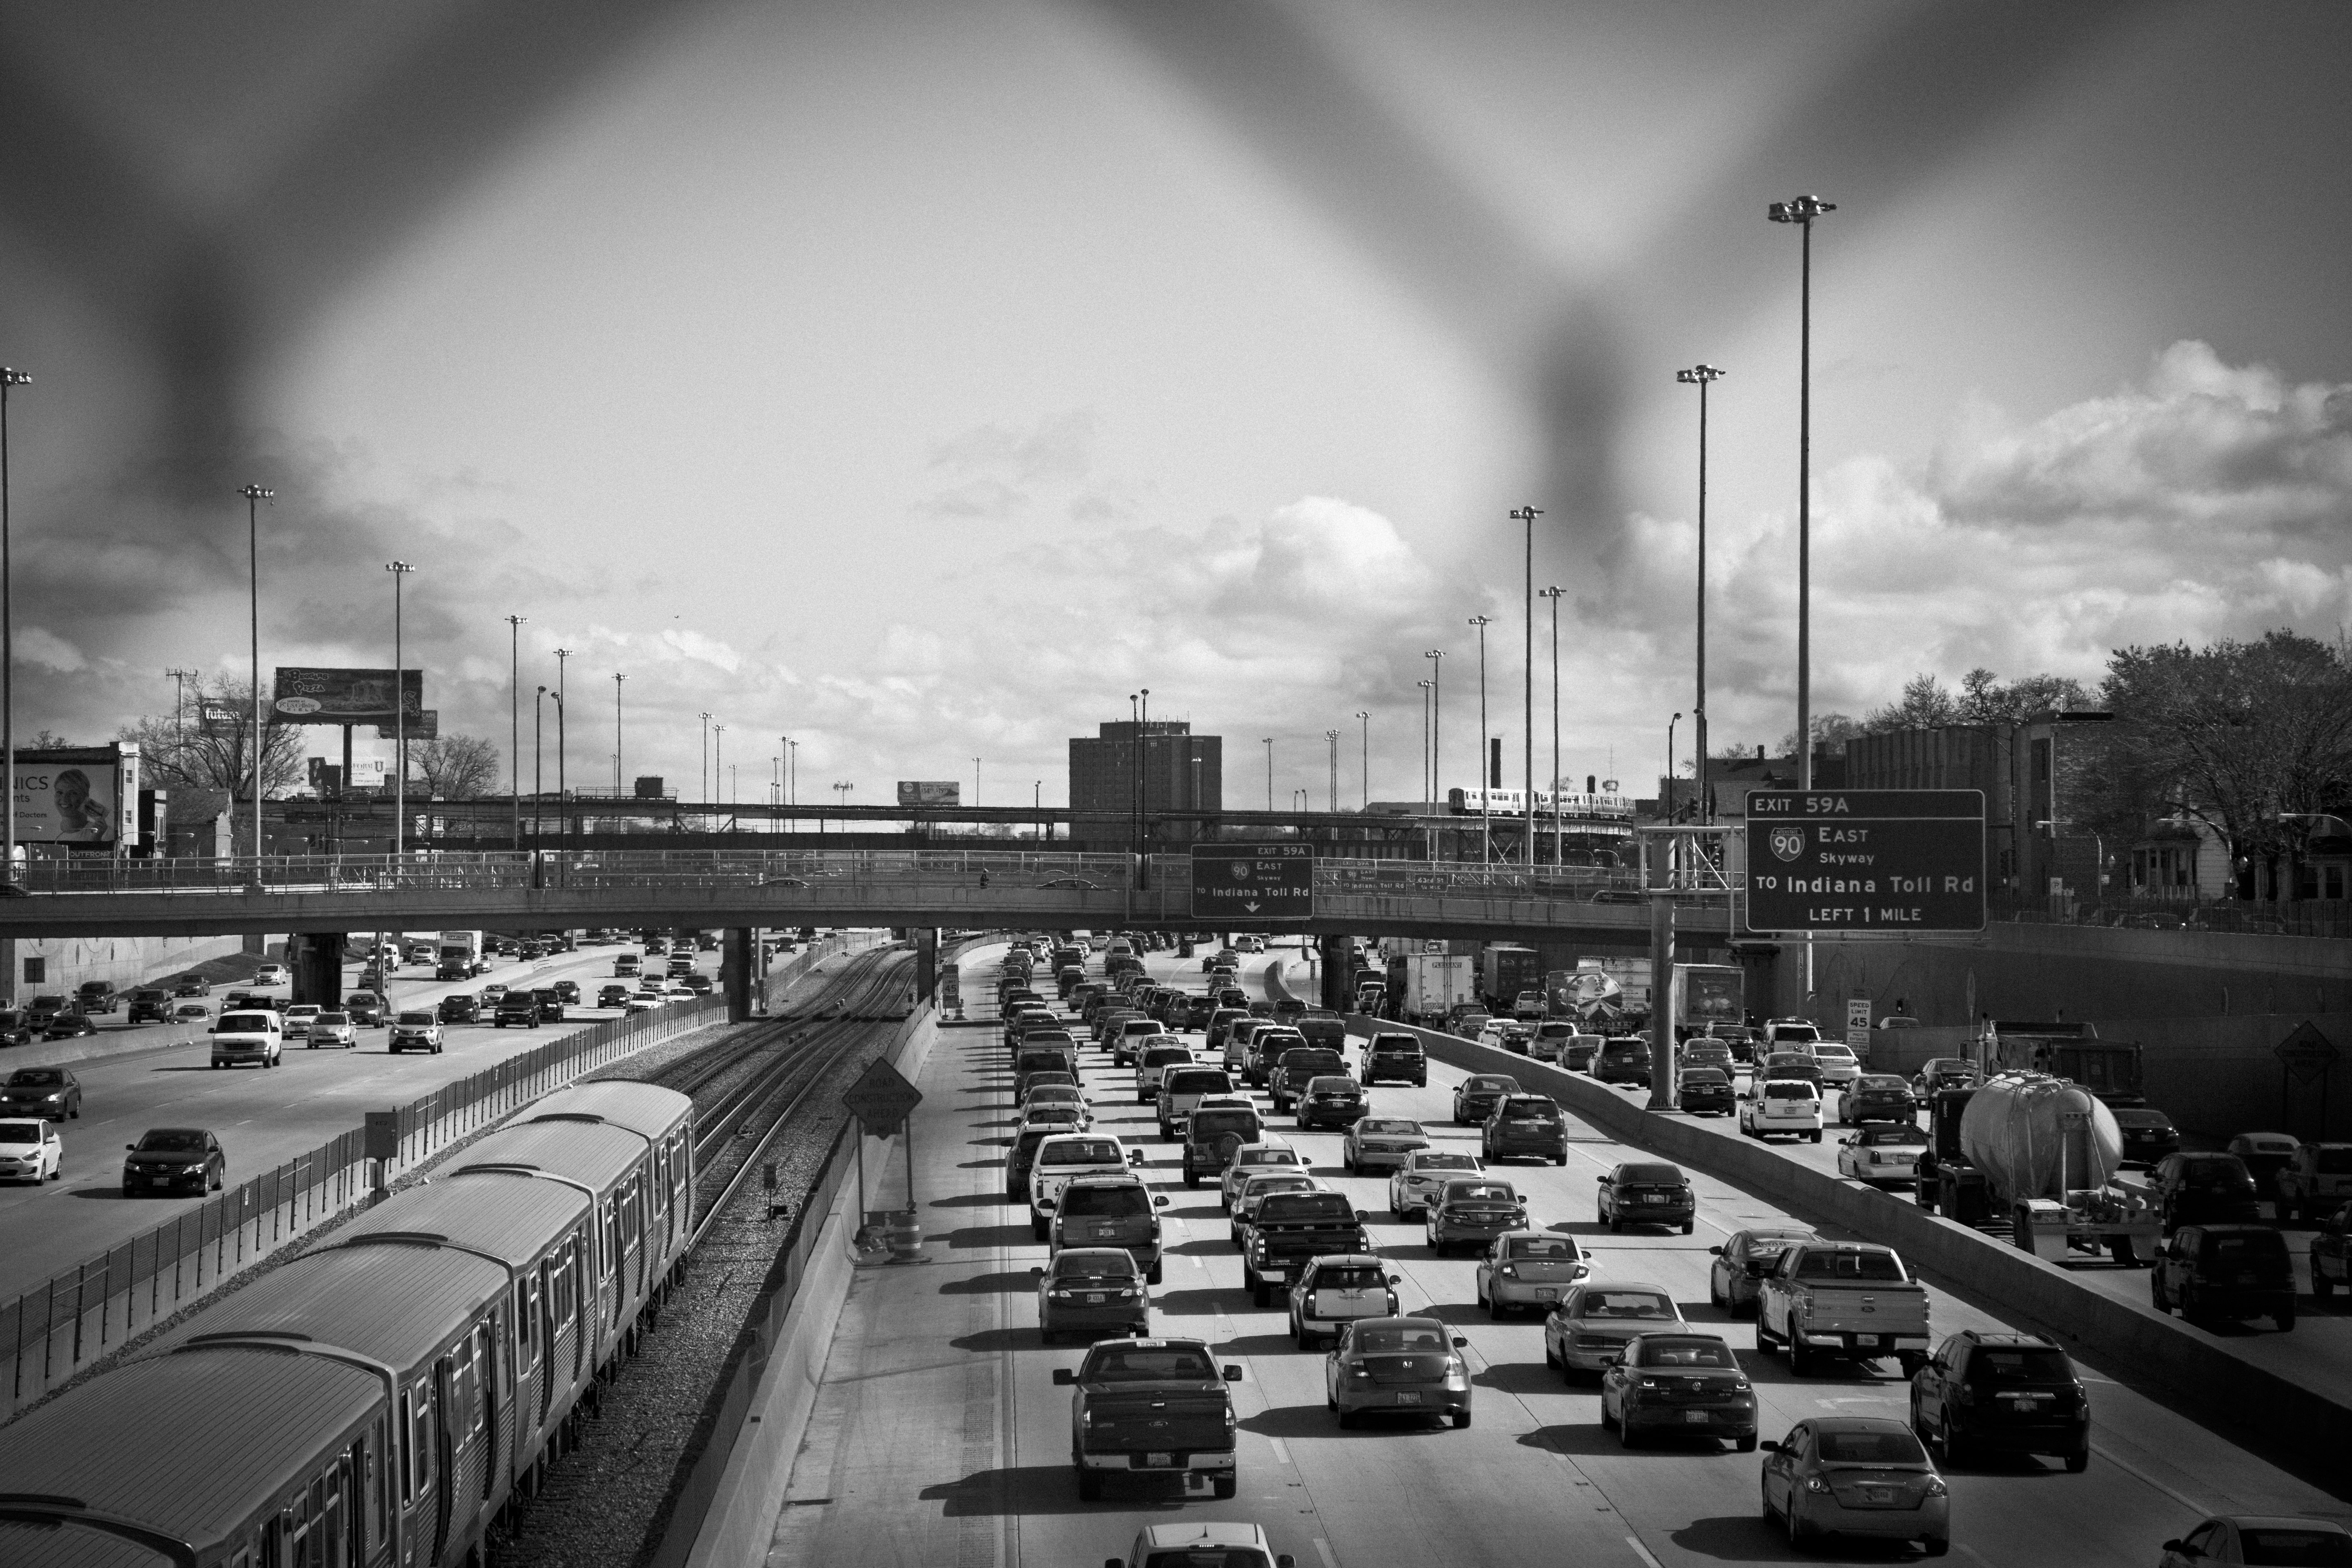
left=1305, top=1253, right=1386, bottom=1268
left=1053, top=1246, right=1138, bottom=1265
left=1140, top=1523, right=1272, bottom=1549
left=1807, top=1416, right=1914, bottom=1434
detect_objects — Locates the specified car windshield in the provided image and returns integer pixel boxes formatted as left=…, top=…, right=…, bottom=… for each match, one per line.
left=1415, top=1154, right=1479, bottom=1172
left=1357, top=1120, right=1420, bottom=1137
left=1765, top=1083, right=1817, bottom=1101
left=1239, top=1149, right=1296, bottom=1167
left=137, top=1131, right=206, bottom=1152
left=2181, top=1158, right=2252, bottom=1188
left=218, top=1013, right=274, bottom=1031
left=1817, top=1046, right=1855, bottom=1060
left=7, top=1071, right=62, bottom=1086
left=1466, top=1077, right=1518, bottom=1093
left=1190, top=1111, right=1259, bottom=1139
left=1028, top=1086, right=1081, bottom=1103
left=0, top=1121, right=43, bottom=1144
left=1085, top=1346, right=1216, bottom=1381
left=316, top=1013, right=348, bottom=1025
left=1684, top=1069, right=1730, bottom=1086
left=1443, top=1182, right=1516, bottom=1204
left=1815, top=1428, right=1929, bottom=1466
left=1508, top=1236, right=1580, bottom=1261
left=1307, top=1077, right=1356, bottom=1094
left=1502, top=1099, right=1561, bottom=1119
left=1244, top=1176, right=1316, bottom=1198
left=1354, top=1322, right=1449, bottom=1353
left=1635, top=1338, right=1735, bottom=1368
left=1040, top=1140, right=1123, bottom=1167
left=1313, top=1264, right=1387, bottom=1290
left=1258, top=1194, right=1354, bottom=1223
left=1167, top=1071, right=1231, bottom=1092
left=1060, top=1185, right=1151, bottom=1218
left=1967, top=1348, right=2073, bottom=1384
left=1794, top=1250, right=1904, bottom=1281
left=1581, top=1291, right=1675, bottom=1320
left=1372, top=1036, right=1420, bottom=1051
left=1142, top=1048, right=1192, bottom=1067
left=1863, top=1127, right=1929, bottom=1147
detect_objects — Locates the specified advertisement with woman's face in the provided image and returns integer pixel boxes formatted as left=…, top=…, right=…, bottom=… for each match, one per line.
left=13, top=763, right=121, bottom=844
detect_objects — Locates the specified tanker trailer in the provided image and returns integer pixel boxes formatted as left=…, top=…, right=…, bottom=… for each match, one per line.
left=1955, top=1072, right=2159, bottom=1265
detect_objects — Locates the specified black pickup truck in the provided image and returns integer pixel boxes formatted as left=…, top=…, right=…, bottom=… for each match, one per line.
left=1056, top=1338, right=1243, bottom=1500
left=1241, top=1189, right=1374, bottom=1306
left=1267, top=1047, right=1348, bottom=1114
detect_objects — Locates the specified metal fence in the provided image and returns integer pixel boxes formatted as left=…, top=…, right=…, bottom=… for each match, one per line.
left=1991, top=893, right=2352, bottom=941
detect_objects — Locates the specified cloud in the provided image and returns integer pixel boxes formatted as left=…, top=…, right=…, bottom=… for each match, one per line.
left=920, top=410, right=1098, bottom=518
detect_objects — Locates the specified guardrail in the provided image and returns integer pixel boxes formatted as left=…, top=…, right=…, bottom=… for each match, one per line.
left=0, top=933, right=872, bottom=1426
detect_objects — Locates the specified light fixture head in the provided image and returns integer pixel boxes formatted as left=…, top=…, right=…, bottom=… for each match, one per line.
left=1768, top=194, right=1835, bottom=223
left=1, top=367, right=30, bottom=387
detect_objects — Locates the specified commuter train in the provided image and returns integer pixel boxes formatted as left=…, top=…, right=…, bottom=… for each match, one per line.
left=0, top=1080, right=694, bottom=1568
left=1447, top=787, right=1633, bottom=818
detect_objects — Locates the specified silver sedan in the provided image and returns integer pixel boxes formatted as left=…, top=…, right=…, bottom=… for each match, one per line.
left=1342, top=1117, right=1429, bottom=1175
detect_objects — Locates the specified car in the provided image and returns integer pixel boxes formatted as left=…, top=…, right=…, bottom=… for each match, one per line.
left=1287, top=1254, right=1400, bottom=1348
left=0, top=1009, right=34, bottom=1049
left=125, top=988, right=173, bottom=1024
left=1450, top=1011, right=1492, bottom=1040
left=658, top=980, right=695, bottom=1000
left=1019, top=1071, right=1080, bottom=1107
left=0, top=1067, right=82, bottom=1120
left=121, top=1127, right=225, bottom=1195
left=1559, top=1033, right=1606, bottom=1072
left=1707, top=1226, right=1820, bottom=1315
left=1325, top=1315, right=1472, bottom=1429
left=169, top=973, right=214, bottom=997
left=1913, top=1057, right=1982, bottom=1098
left=42, top=1012, right=99, bottom=1042
left=550, top=978, right=582, bottom=1003
left=1598, top=1160, right=1695, bottom=1234
left=208, top=1007, right=283, bottom=1068
left=1840, top=1074, right=1919, bottom=1125
left=531, top=987, right=569, bottom=1020
left=1293, top=1074, right=1367, bottom=1129
left=1878, top=1015, right=1924, bottom=1030
left=308, top=1011, right=357, bottom=1049
left=252, top=963, right=290, bottom=987
left=281, top=1003, right=321, bottom=1042
left=2109, top=1105, right=2181, bottom=1169
left=1229, top=1173, right=1322, bottom=1243
left=1033, top=1245, right=1152, bottom=1342
left=1029, top=1134, right=1139, bottom=1241
left=1812, top=1042, right=1862, bottom=1088
left=1341, top=1116, right=1428, bottom=1175
left=2158, top=1517, right=2352, bottom=1568
left=1528, top=1020, right=1580, bottom=1063
left=389, top=1011, right=445, bottom=1054
left=2312, top=1202, right=2352, bottom=1300
left=1838, top=1124, right=1930, bottom=1184
left=1425, top=1176, right=1527, bottom=1255
left=1219, top=1143, right=1307, bottom=1209
left=1759, top=1418, right=1949, bottom=1556
left=681, top=972, right=715, bottom=995
left=2150, top=1152, right=2263, bottom=1232
left=1451, top=1073, right=1521, bottom=1126
left=1680, top=1038, right=1735, bottom=1075
left=597, top=983, right=632, bottom=1008
left=1741, top=1079, right=1825, bottom=1142
left=1474, top=1230, right=1589, bottom=1318
left=1481, top=1094, right=1569, bottom=1165
left=1135, top=1044, right=1196, bottom=1100
left=221, top=989, right=281, bottom=1016
left=343, top=992, right=387, bottom=1027
left=2151, top=1224, right=2295, bottom=1331
left=1108, top=1523, right=1294, bottom=1568
left=1600, top=1332, right=1758, bottom=1450
left=437, top=993, right=481, bottom=1025
left=1593, top=1037, right=1653, bottom=1088
left=24, top=994, right=69, bottom=1023
left=0, top=1117, right=64, bottom=1183
left=494, top=992, right=543, bottom=1028
left=1474, top=1019, right=1535, bottom=1054
left=1755, top=1049, right=1823, bottom=1089
left=480, top=982, right=511, bottom=1003
left=625, top=991, right=663, bottom=1013
left=1388, top=1149, right=1485, bottom=1218
left=1680, top=1067, right=1736, bottom=1116
left=1025, top=1082, right=1092, bottom=1120
left=2226, top=1132, right=2303, bottom=1197
left=1544, top=1281, right=1690, bottom=1378
left=73, top=981, right=121, bottom=1015
left=1908, top=1330, right=2088, bottom=1470
left=171, top=1001, right=212, bottom=1023
left=1762, top=1018, right=1823, bottom=1049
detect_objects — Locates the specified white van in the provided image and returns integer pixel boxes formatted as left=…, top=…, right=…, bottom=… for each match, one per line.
left=210, top=1009, right=284, bottom=1069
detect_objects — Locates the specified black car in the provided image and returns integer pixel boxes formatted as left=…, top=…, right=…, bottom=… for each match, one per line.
left=0, top=1009, right=36, bottom=1049
left=437, top=993, right=482, bottom=1024
left=0, top=1067, right=82, bottom=1120
left=2152, top=1223, right=2295, bottom=1331
left=222, top=990, right=280, bottom=1015
left=122, top=1128, right=225, bottom=1196
left=494, top=993, right=543, bottom=1028
left=2108, top=1105, right=2180, bottom=1168
left=2150, top=1152, right=2262, bottom=1232
left=43, top=1013, right=98, bottom=1041
left=1598, top=1160, right=1696, bottom=1235
left=1679, top=1067, right=1736, bottom=1117
left=530, top=988, right=567, bottom=1022
left=125, top=988, right=173, bottom=1024
left=170, top=974, right=214, bottom=997
left=598, top=983, right=632, bottom=1008
left=681, top=972, right=715, bottom=994
left=550, top=978, right=582, bottom=1004
left=344, top=992, right=388, bottom=1027
left=1294, top=1075, right=1368, bottom=1130
left=1839, top=1074, right=1918, bottom=1125
left=1482, top=1095, right=1570, bottom=1164
left=1452, top=1074, right=1521, bottom=1126
left=1359, top=1032, right=1428, bottom=1088
left=1909, top=1330, right=2089, bottom=1470
left=75, top=982, right=120, bottom=1015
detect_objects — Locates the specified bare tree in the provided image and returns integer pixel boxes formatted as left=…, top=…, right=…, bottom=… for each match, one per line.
left=411, top=735, right=500, bottom=800
left=118, top=677, right=305, bottom=799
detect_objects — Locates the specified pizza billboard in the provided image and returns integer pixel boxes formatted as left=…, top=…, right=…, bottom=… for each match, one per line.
left=272, top=668, right=423, bottom=728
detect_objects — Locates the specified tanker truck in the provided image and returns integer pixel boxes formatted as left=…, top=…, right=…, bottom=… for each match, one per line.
left=1917, top=1071, right=2159, bottom=1265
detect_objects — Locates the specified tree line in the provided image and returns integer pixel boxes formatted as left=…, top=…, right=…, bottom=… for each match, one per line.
left=105, top=676, right=503, bottom=801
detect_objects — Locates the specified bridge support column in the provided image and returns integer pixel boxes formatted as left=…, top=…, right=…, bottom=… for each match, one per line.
left=724, top=928, right=754, bottom=1022
left=914, top=928, right=938, bottom=1003
left=291, top=932, right=344, bottom=1007
left=1318, top=933, right=1351, bottom=1011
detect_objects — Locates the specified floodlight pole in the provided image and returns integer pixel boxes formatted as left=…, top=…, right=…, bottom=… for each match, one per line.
left=240, top=485, right=274, bottom=885
left=1511, top=506, right=1542, bottom=866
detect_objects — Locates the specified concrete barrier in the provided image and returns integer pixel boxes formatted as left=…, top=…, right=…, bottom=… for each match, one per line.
left=1345, top=1013, right=2352, bottom=1486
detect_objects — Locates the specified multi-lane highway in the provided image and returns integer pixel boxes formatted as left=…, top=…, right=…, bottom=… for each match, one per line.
left=0, top=939, right=722, bottom=1295
left=757, top=945, right=2345, bottom=1568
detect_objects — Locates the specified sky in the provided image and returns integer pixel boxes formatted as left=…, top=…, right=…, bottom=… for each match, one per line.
left=1, top=0, right=2349, bottom=808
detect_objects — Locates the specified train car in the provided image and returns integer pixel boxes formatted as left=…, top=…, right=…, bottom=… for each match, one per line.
left=0, top=1082, right=694, bottom=1568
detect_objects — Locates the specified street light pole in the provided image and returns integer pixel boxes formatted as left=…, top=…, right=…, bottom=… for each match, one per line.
left=534, top=687, right=546, bottom=844
left=973, top=756, right=981, bottom=809
left=503, top=615, right=526, bottom=849
left=1261, top=737, right=1273, bottom=812
left=1416, top=679, right=1434, bottom=859
left=165, top=668, right=200, bottom=739
left=699, top=712, right=711, bottom=815
left=240, top=484, right=274, bottom=882
left=552, top=648, right=569, bottom=844
left=1677, top=365, right=1724, bottom=824
left=1468, top=615, right=1492, bottom=864
left=713, top=724, right=726, bottom=829
left=1325, top=729, right=1340, bottom=812
left=0, top=367, right=28, bottom=889
left=1539, top=586, right=1564, bottom=864
left=1511, top=506, right=1543, bottom=866
left=612, top=673, right=626, bottom=795
left=1354, top=711, right=1369, bottom=811
left=387, top=562, right=416, bottom=860
left=1667, top=712, right=1682, bottom=818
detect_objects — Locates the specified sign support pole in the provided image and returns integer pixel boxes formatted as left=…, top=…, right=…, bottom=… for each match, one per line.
left=1646, top=834, right=1677, bottom=1113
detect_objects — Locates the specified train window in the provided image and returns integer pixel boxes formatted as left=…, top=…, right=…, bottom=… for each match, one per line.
left=472, top=1324, right=492, bottom=1435
left=323, top=1462, right=346, bottom=1568
left=516, top=1276, right=539, bottom=1368
left=358, top=1432, right=379, bottom=1558
left=406, top=1379, right=434, bottom=1500
left=601, top=1200, right=617, bottom=1282
left=396, top=1391, right=413, bottom=1504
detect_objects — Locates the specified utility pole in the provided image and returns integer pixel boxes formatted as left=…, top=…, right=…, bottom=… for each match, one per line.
left=1677, top=364, right=1724, bottom=824
left=612, top=673, right=627, bottom=794
left=239, top=484, right=273, bottom=884
left=1539, top=586, right=1564, bottom=864
left=1325, top=729, right=1340, bottom=812
left=1468, top=615, right=1492, bottom=864
left=388, top=562, right=416, bottom=860
left=1354, top=710, right=1369, bottom=810
left=1511, top=505, right=1543, bottom=866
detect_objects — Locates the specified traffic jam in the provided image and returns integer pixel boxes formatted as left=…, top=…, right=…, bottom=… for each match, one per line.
left=984, top=934, right=2347, bottom=1565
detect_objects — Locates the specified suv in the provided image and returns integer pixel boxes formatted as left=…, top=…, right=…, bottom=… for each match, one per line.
left=1049, top=1172, right=1170, bottom=1283
left=1135, top=1043, right=1196, bottom=1102
left=125, top=988, right=172, bottom=1024
left=2151, top=1224, right=2295, bottom=1332
left=530, top=988, right=567, bottom=1022
left=494, top=992, right=543, bottom=1028
left=389, top=1011, right=445, bottom=1054
left=1268, top=1047, right=1347, bottom=1114
left=1183, top=1103, right=1270, bottom=1187
left=2276, top=1143, right=2352, bottom=1223
left=343, top=992, right=387, bottom=1027
left=208, top=1009, right=283, bottom=1069
left=1157, top=1066, right=1236, bottom=1139
left=1287, top=1254, right=1400, bottom=1349
left=1481, top=1095, right=1569, bottom=1165
left=1029, top=1134, right=1138, bottom=1241
left=1244, top=1026, right=1308, bottom=1089
left=2149, top=1152, right=2262, bottom=1232
left=1909, top=1331, right=2089, bottom=1470
left=1593, top=1038, right=1653, bottom=1088
left=1741, top=1079, right=1824, bottom=1142
left=1359, top=1031, right=1427, bottom=1087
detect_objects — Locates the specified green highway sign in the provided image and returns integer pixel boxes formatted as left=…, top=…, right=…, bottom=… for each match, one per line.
left=1189, top=844, right=1314, bottom=922
left=1744, top=790, right=1986, bottom=933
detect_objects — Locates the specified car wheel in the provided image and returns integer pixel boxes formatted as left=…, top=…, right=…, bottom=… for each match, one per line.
left=1922, top=1538, right=1950, bottom=1558
left=1488, top=1294, right=1506, bottom=1322
left=121, top=1184, right=135, bottom=1196
left=2276, top=1306, right=2296, bottom=1332
left=1755, top=1316, right=1780, bottom=1354
left=1607, top=1216, right=1621, bottom=1235
left=1252, top=1278, right=1272, bottom=1308
left=2316, top=1269, right=2336, bottom=1301
left=1599, top=1397, right=1617, bottom=1431
left=1147, top=1261, right=1163, bottom=1285
left=1544, top=1337, right=1559, bottom=1369
left=1681, top=1221, right=1694, bottom=1236
left=1736, top=1434, right=1757, bottom=1453
left=1336, top=1406, right=1359, bottom=1430
left=1450, top=1410, right=1470, bottom=1430
left=2065, top=1447, right=2090, bottom=1474
left=1788, top=1337, right=1813, bottom=1377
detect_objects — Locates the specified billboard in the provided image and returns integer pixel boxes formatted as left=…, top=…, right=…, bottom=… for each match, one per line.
left=897, top=780, right=961, bottom=807
left=12, top=744, right=140, bottom=847
left=376, top=710, right=439, bottom=740
left=271, top=668, right=423, bottom=728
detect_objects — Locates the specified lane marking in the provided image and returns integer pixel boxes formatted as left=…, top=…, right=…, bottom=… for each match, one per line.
left=2088, top=1441, right=2210, bottom=1518
left=1958, top=1545, right=1997, bottom=1568
left=1312, top=1541, right=1338, bottom=1568
left=1267, top=1436, right=1291, bottom=1465
left=1624, top=1538, right=1664, bottom=1568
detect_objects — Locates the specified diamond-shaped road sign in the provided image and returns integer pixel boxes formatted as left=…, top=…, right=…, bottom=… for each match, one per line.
left=842, top=1058, right=924, bottom=1134
left=2275, top=1021, right=2340, bottom=1086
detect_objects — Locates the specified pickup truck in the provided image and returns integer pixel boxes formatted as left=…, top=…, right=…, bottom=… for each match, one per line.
left=1240, top=1189, right=1374, bottom=1306
left=1056, top=1338, right=1244, bottom=1501
left=1293, top=1008, right=1348, bottom=1052
left=2276, top=1142, right=2352, bottom=1223
left=1267, top=1047, right=1348, bottom=1114
left=1755, top=1242, right=1931, bottom=1377
left=1156, top=1066, right=1236, bottom=1140
left=1029, top=1134, right=1143, bottom=1240
left=1358, top=1031, right=1428, bottom=1087
left=1242, top=1026, right=1307, bottom=1089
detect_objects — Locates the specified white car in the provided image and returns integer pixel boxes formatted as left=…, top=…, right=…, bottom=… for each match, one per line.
left=1388, top=1149, right=1485, bottom=1218
left=308, top=1011, right=358, bottom=1049
left=209, top=1008, right=284, bottom=1069
left=1219, top=1142, right=1307, bottom=1209
left=388, top=1011, right=445, bottom=1055
left=0, top=1118, right=63, bottom=1183
left=625, top=991, right=664, bottom=1013
left=1837, top=1124, right=1929, bottom=1184
left=1528, top=1022, right=1578, bottom=1063
left=1109, top=1524, right=1287, bottom=1568
left=281, top=1004, right=321, bottom=1042
left=252, top=963, right=290, bottom=987
left=1136, top=1044, right=1196, bottom=1100
left=1740, top=1080, right=1824, bottom=1142
left=1813, top=1043, right=1862, bottom=1088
